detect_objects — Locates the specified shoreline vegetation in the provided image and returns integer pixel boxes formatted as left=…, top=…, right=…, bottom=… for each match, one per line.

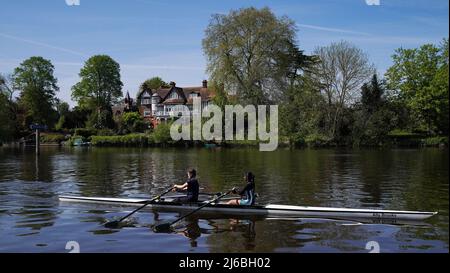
left=1, top=7, right=448, bottom=150
left=2, top=130, right=447, bottom=149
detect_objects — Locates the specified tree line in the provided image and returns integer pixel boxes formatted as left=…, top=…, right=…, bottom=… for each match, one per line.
left=1, top=7, right=448, bottom=147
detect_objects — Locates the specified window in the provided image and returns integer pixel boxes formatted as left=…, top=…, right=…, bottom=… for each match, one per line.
left=190, top=93, right=198, bottom=98
left=144, top=111, right=151, bottom=117
left=168, top=92, right=179, bottom=99
left=142, top=98, right=151, bottom=105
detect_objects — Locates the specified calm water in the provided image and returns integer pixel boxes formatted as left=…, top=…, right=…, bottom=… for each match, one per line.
left=0, top=147, right=448, bottom=253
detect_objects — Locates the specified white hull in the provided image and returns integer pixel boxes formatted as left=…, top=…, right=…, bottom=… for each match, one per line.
left=58, top=195, right=437, bottom=221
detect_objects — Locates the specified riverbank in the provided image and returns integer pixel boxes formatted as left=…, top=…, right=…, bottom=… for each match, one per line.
left=2, top=133, right=448, bottom=149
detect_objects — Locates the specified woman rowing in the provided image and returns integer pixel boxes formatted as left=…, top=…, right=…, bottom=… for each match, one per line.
left=227, top=172, right=256, bottom=206
left=172, top=168, right=200, bottom=203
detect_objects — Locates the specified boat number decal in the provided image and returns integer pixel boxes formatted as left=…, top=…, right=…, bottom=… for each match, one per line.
left=372, top=212, right=396, bottom=218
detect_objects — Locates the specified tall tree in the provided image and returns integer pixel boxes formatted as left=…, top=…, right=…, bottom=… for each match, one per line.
left=313, top=41, right=375, bottom=139
left=202, top=7, right=307, bottom=105
left=0, top=92, right=16, bottom=143
left=12, top=56, right=59, bottom=126
left=385, top=39, right=449, bottom=134
left=139, top=77, right=168, bottom=94
left=353, top=74, right=395, bottom=146
left=71, top=55, right=123, bottom=128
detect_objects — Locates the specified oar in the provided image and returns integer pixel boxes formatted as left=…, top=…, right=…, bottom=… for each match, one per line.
left=104, top=186, right=174, bottom=228
left=153, top=188, right=235, bottom=232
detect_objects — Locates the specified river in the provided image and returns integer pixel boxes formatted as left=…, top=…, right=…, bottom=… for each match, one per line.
left=0, top=146, right=448, bottom=252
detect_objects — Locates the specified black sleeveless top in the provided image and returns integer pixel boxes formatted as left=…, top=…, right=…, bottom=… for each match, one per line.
left=186, top=177, right=199, bottom=202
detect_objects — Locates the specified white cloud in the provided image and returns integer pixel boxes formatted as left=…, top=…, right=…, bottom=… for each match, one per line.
left=296, top=23, right=371, bottom=36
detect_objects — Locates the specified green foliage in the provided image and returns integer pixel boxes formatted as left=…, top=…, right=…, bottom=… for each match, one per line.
left=151, top=122, right=172, bottom=144
left=71, top=55, right=123, bottom=128
left=0, top=93, right=16, bottom=142
left=385, top=39, right=449, bottom=135
left=352, top=75, right=396, bottom=146
left=115, top=112, right=148, bottom=134
left=74, top=128, right=97, bottom=138
left=86, top=109, right=115, bottom=129
left=139, top=77, right=168, bottom=94
left=305, top=133, right=333, bottom=147
left=40, top=133, right=66, bottom=143
left=91, top=134, right=150, bottom=146
left=422, top=136, right=448, bottom=147
left=202, top=7, right=306, bottom=105
left=55, top=116, right=66, bottom=131
left=12, top=56, right=59, bottom=127
left=97, top=128, right=114, bottom=136
left=279, top=76, right=325, bottom=145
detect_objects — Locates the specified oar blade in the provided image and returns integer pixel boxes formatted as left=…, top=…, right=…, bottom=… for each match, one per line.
left=104, top=220, right=120, bottom=228
left=153, top=222, right=173, bottom=233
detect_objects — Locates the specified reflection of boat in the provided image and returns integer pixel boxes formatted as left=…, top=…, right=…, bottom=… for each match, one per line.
left=58, top=195, right=437, bottom=221
left=72, top=138, right=90, bottom=146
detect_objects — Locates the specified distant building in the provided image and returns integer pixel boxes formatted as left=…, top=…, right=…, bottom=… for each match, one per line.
left=136, top=80, right=215, bottom=127
left=112, top=91, right=136, bottom=116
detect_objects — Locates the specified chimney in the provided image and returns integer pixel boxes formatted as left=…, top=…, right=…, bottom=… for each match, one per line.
left=169, top=81, right=176, bottom=87
left=202, top=80, right=208, bottom=88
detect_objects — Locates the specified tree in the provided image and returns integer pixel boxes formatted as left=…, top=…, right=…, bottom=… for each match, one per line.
left=139, top=77, right=168, bottom=94
left=117, top=112, right=147, bottom=134
left=54, top=100, right=70, bottom=131
left=353, top=74, right=396, bottom=146
left=202, top=7, right=306, bottom=105
left=313, top=41, right=375, bottom=139
left=71, top=55, right=123, bottom=129
left=12, top=56, right=59, bottom=127
left=0, top=74, right=15, bottom=101
left=385, top=39, right=448, bottom=135
left=0, top=92, right=16, bottom=143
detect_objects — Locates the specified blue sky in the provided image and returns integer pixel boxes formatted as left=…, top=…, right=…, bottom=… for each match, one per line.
left=0, top=0, right=448, bottom=106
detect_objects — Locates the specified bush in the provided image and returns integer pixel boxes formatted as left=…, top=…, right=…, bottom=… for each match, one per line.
left=422, top=136, right=448, bottom=147
left=91, top=134, right=150, bottom=146
left=40, top=134, right=66, bottom=143
left=74, top=128, right=97, bottom=138
left=150, top=123, right=172, bottom=144
left=97, top=128, right=114, bottom=136
left=305, top=133, right=333, bottom=147
left=289, top=133, right=306, bottom=147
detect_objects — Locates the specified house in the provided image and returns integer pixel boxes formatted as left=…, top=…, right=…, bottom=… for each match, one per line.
left=112, top=91, right=136, bottom=116
left=136, top=80, right=215, bottom=127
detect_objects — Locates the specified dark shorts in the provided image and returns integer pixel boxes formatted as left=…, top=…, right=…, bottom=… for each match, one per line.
left=175, top=196, right=197, bottom=203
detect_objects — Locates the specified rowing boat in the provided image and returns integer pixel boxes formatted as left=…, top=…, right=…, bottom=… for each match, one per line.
left=58, top=195, right=437, bottom=221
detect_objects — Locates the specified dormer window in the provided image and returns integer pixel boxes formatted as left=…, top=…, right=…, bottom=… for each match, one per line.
left=168, top=92, right=179, bottom=99
left=189, top=93, right=199, bottom=98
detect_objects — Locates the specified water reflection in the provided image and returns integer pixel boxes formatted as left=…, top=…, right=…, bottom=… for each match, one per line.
left=0, top=147, right=448, bottom=252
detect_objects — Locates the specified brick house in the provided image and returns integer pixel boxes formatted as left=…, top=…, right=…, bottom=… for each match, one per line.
left=136, top=80, right=215, bottom=127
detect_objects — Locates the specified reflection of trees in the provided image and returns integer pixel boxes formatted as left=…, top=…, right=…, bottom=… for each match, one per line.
left=4, top=147, right=59, bottom=232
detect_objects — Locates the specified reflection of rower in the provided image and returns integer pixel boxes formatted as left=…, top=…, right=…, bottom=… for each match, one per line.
left=227, top=172, right=256, bottom=206
left=229, top=218, right=256, bottom=250
left=176, top=217, right=202, bottom=247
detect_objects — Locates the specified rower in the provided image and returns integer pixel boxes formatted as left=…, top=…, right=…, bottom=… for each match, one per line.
left=172, top=168, right=200, bottom=203
left=227, top=172, right=256, bottom=206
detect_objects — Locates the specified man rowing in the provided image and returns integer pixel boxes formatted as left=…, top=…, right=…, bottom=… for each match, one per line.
left=227, top=172, right=256, bottom=206
left=172, top=168, right=200, bottom=203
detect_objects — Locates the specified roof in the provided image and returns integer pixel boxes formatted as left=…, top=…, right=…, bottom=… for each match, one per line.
left=182, top=87, right=214, bottom=104
left=136, top=81, right=215, bottom=105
